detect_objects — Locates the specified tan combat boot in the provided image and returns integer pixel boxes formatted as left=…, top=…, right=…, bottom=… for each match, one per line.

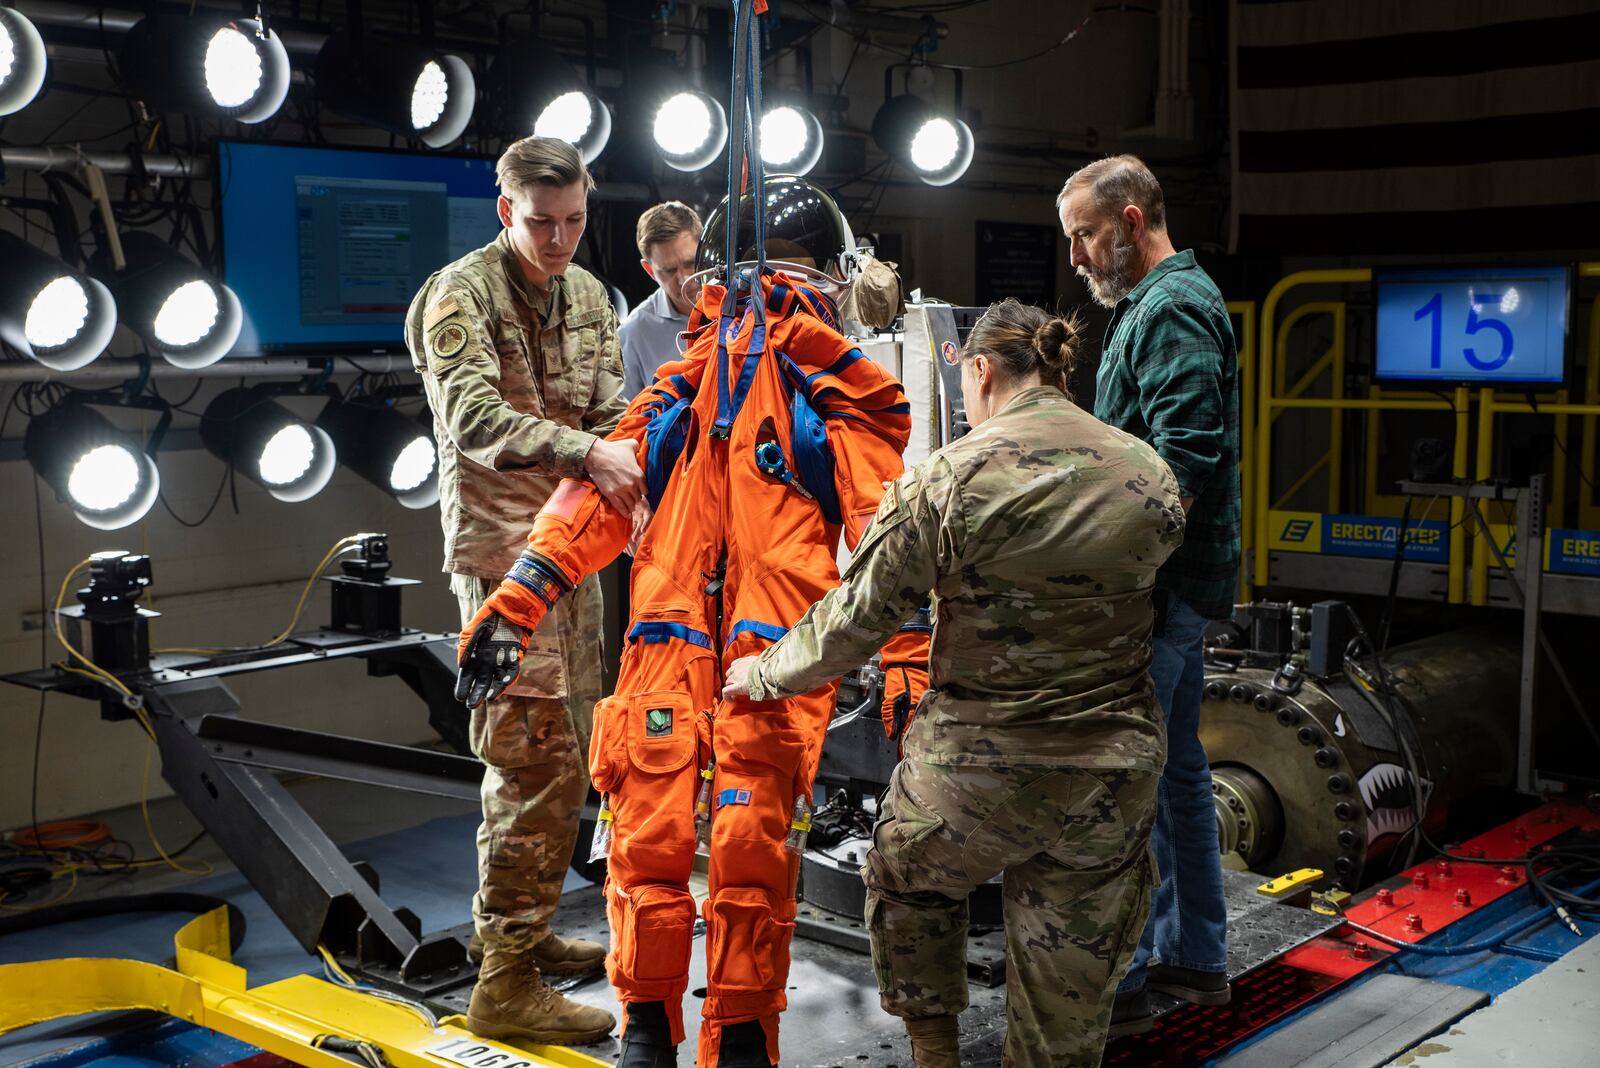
left=467, top=946, right=615, bottom=1045
left=528, top=930, right=606, bottom=976
left=467, top=931, right=604, bottom=975
left=904, top=1015, right=960, bottom=1068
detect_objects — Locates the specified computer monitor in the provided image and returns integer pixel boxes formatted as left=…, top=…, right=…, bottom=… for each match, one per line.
left=217, top=140, right=503, bottom=352
left=1374, top=266, right=1570, bottom=387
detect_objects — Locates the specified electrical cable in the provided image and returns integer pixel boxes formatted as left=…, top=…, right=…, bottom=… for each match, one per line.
left=316, top=944, right=440, bottom=1027
left=154, top=536, right=365, bottom=656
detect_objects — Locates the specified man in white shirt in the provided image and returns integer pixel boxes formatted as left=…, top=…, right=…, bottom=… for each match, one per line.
left=618, top=201, right=702, bottom=399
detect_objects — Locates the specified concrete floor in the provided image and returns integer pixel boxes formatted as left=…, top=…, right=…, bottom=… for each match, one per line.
left=6, top=779, right=1598, bottom=1068
left=1381, top=932, right=1600, bottom=1068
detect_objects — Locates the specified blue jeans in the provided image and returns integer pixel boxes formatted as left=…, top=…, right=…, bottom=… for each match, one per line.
left=1119, top=591, right=1228, bottom=991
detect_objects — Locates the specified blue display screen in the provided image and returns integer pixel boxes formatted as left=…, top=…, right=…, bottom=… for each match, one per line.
left=1375, top=267, right=1569, bottom=386
left=217, top=141, right=503, bottom=352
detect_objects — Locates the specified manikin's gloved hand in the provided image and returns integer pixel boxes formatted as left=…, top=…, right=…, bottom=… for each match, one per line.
left=455, top=611, right=530, bottom=708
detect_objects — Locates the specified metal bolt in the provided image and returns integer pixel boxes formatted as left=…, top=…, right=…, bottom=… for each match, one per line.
left=1412, top=872, right=1430, bottom=890
left=1253, top=692, right=1277, bottom=712
left=1405, top=913, right=1425, bottom=932
left=1499, top=865, right=1522, bottom=884
left=1335, top=802, right=1357, bottom=821
left=1314, top=747, right=1338, bottom=768
left=1226, top=796, right=1241, bottom=810
left=1338, top=829, right=1357, bottom=849
left=1454, top=889, right=1472, bottom=908
left=1335, top=856, right=1354, bottom=874
left=1352, top=941, right=1372, bottom=960
left=1298, top=726, right=1322, bottom=746
left=1436, top=860, right=1453, bottom=878
left=1327, top=774, right=1350, bottom=794
left=1205, top=681, right=1226, bottom=700
left=1468, top=845, right=1485, bottom=859
left=1277, top=707, right=1302, bottom=727
left=1375, top=888, right=1395, bottom=906
left=1229, top=685, right=1251, bottom=703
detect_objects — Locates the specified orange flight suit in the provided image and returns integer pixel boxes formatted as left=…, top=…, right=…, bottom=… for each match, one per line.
left=462, top=271, right=929, bottom=1064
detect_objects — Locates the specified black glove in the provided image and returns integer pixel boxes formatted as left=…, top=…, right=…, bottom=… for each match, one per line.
left=455, top=612, right=529, bottom=708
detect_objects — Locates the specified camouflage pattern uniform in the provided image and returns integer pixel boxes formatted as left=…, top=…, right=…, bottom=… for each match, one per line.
left=749, top=385, right=1184, bottom=1068
left=407, top=229, right=625, bottom=954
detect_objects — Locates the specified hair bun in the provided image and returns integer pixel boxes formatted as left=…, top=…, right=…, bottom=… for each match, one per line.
left=1032, top=313, right=1085, bottom=373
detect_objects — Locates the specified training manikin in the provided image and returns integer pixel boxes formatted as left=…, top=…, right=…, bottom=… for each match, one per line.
left=456, top=177, right=931, bottom=1067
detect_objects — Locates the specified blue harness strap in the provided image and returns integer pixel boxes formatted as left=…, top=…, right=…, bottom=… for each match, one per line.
left=727, top=619, right=789, bottom=644
left=627, top=621, right=715, bottom=650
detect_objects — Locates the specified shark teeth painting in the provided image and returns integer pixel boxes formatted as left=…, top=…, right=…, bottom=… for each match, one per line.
left=1358, top=761, right=1434, bottom=847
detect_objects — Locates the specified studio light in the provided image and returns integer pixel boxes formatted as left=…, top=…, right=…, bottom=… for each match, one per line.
left=318, top=399, right=439, bottom=509
left=0, top=233, right=118, bottom=371
left=25, top=404, right=161, bottom=530
left=0, top=7, right=47, bottom=117
left=653, top=89, right=728, bottom=172
left=760, top=104, right=824, bottom=176
left=202, top=387, right=337, bottom=503
left=316, top=33, right=475, bottom=148
left=871, top=94, right=974, bottom=186
left=120, top=14, right=289, bottom=123
left=97, top=232, right=242, bottom=369
left=492, top=42, right=611, bottom=163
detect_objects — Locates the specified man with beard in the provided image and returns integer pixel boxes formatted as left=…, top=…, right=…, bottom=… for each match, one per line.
left=1057, top=154, right=1240, bottom=1036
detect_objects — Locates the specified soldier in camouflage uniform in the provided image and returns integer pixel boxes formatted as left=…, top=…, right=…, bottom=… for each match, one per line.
left=406, top=137, right=642, bottom=1046
left=726, top=299, right=1185, bottom=1068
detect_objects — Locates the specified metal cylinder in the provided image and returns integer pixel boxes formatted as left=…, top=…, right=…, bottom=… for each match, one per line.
left=1200, top=628, right=1518, bottom=889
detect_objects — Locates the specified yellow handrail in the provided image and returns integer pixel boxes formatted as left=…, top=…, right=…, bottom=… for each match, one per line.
left=1254, top=263, right=1597, bottom=603
left=1255, top=270, right=1371, bottom=588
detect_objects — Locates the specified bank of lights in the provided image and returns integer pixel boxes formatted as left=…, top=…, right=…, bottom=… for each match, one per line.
left=760, top=105, right=824, bottom=176
left=120, top=15, right=290, bottom=123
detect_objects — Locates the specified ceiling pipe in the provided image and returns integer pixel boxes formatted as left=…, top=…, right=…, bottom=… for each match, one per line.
left=0, top=355, right=414, bottom=383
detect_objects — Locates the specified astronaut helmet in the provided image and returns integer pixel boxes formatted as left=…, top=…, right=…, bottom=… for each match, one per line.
left=695, top=176, right=862, bottom=303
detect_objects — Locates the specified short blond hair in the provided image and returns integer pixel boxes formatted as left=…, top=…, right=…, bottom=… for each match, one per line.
left=635, top=201, right=702, bottom=258
left=496, top=136, right=594, bottom=198
left=1057, top=154, right=1166, bottom=232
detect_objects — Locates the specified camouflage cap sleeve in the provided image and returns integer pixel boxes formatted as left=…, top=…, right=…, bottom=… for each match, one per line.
left=419, top=279, right=595, bottom=479
left=750, top=459, right=957, bottom=701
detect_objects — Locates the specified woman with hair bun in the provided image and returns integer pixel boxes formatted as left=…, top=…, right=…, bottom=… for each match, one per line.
left=723, top=296, right=1187, bottom=1067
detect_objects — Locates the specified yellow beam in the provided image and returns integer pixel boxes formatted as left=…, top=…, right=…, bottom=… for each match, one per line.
left=1273, top=453, right=1332, bottom=511
left=1580, top=294, right=1593, bottom=527
left=1473, top=387, right=1498, bottom=605
left=1449, top=386, right=1471, bottom=603
left=0, top=911, right=606, bottom=1068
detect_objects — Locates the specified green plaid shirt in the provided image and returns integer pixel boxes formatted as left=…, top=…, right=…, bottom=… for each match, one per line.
left=1093, top=250, right=1240, bottom=620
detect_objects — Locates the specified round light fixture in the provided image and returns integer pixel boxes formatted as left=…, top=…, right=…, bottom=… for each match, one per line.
left=121, top=15, right=289, bottom=123
left=871, top=94, right=975, bottom=186
left=96, top=231, right=242, bottom=369
left=0, top=7, right=48, bottom=117
left=25, top=405, right=161, bottom=530
left=317, top=34, right=475, bottom=148
left=760, top=104, right=824, bottom=176
left=202, top=388, right=337, bottom=503
left=0, top=233, right=118, bottom=371
left=318, top=399, right=441, bottom=508
left=654, top=90, right=728, bottom=172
